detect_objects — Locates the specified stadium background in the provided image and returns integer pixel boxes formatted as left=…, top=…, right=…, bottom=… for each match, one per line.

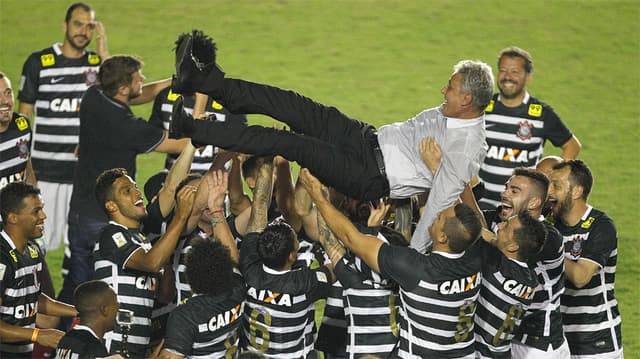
left=1, top=0, right=638, bottom=353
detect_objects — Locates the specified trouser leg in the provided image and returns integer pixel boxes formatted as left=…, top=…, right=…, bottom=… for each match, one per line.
left=187, top=121, right=387, bottom=200
left=204, top=78, right=374, bottom=149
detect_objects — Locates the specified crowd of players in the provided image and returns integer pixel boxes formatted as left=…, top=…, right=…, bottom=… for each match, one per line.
left=0, top=2, right=623, bottom=359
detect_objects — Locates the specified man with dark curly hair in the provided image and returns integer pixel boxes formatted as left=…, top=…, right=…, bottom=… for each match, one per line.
left=157, top=238, right=245, bottom=359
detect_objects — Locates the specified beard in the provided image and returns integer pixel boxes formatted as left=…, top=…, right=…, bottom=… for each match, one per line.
left=66, top=32, right=91, bottom=51
left=554, top=195, right=573, bottom=220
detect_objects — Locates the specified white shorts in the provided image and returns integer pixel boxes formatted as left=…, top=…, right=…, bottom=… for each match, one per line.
left=512, top=339, right=571, bottom=359
left=37, top=181, right=72, bottom=251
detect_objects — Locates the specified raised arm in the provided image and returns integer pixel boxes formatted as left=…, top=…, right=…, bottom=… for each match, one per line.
left=204, top=170, right=239, bottom=263
left=228, top=154, right=252, bottom=215
left=293, top=176, right=319, bottom=241
left=126, top=186, right=196, bottom=272
left=156, top=143, right=197, bottom=217
left=94, top=21, right=110, bottom=60
left=274, top=156, right=302, bottom=232
left=130, top=79, right=173, bottom=106
left=246, top=158, right=274, bottom=234
left=300, top=169, right=383, bottom=273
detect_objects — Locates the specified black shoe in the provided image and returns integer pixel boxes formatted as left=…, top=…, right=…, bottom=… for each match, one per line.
left=170, top=95, right=190, bottom=138
left=172, top=30, right=225, bottom=95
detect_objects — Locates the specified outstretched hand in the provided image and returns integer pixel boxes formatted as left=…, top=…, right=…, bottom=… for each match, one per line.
left=368, top=198, right=391, bottom=227
left=419, top=136, right=442, bottom=175
left=205, top=169, right=229, bottom=211
left=175, top=184, right=197, bottom=220
left=299, top=169, right=327, bottom=199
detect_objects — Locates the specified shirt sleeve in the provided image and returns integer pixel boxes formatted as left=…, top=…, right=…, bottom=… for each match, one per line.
left=541, top=104, right=573, bottom=147
left=378, top=244, right=426, bottom=291
left=99, top=227, right=142, bottom=269
left=579, top=216, right=617, bottom=268
left=306, top=266, right=332, bottom=301
left=17, top=53, right=41, bottom=104
left=163, top=307, right=196, bottom=357
left=239, top=232, right=261, bottom=274
left=411, top=150, right=473, bottom=252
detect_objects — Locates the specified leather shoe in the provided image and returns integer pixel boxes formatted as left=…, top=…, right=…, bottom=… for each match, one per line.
left=170, top=95, right=190, bottom=138
left=172, top=30, right=224, bottom=95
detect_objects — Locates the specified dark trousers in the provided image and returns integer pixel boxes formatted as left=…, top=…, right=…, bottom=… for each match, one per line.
left=189, top=78, right=389, bottom=200
left=57, top=209, right=107, bottom=329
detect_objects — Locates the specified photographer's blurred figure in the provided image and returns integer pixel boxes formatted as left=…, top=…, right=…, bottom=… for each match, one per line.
left=55, top=280, right=124, bottom=359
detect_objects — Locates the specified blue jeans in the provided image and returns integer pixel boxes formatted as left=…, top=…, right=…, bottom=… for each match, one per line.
left=57, top=209, right=107, bottom=306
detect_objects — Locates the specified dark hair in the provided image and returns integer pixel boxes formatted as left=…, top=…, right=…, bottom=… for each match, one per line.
left=513, top=167, right=550, bottom=205
left=0, top=71, right=7, bottom=80
left=74, top=280, right=113, bottom=317
left=99, top=55, right=143, bottom=97
left=513, top=212, right=547, bottom=261
left=499, top=46, right=534, bottom=74
left=552, top=160, right=593, bottom=200
left=65, top=2, right=93, bottom=23
left=258, top=223, right=296, bottom=269
left=175, top=173, right=203, bottom=199
left=144, top=171, right=167, bottom=201
left=186, top=238, right=234, bottom=296
left=445, top=203, right=482, bottom=253
left=0, top=182, right=40, bottom=221
left=241, top=156, right=261, bottom=182
left=175, top=30, right=217, bottom=67
left=95, top=168, right=128, bottom=214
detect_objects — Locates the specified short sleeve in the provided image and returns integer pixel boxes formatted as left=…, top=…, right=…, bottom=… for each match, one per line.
left=378, top=245, right=425, bottom=290
left=98, top=227, right=141, bottom=268
left=580, top=216, right=617, bottom=268
left=163, top=308, right=197, bottom=356
left=306, top=266, right=332, bottom=301
left=18, top=53, right=42, bottom=104
left=541, top=105, right=573, bottom=147
left=239, top=232, right=261, bottom=273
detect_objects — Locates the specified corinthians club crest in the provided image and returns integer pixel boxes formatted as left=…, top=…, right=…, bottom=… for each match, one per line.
left=16, top=139, right=30, bottom=159
left=85, top=69, right=98, bottom=86
left=570, top=236, right=586, bottom=257
left=516, top=121, right=534, bottom=140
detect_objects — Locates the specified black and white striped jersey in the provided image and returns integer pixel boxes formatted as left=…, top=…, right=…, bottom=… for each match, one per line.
left=485, top=210, right=567, bottom=351
left=94, top=222, right=157, bottom=357
left=336, top=249, right=400, bottom=359
left=478, top=93, right=573, bottom=209
left=163, top=272, right=246, bottom=358
left=315, top=280, right=347, bottom=357
left=172, top=227, right=210, bottom=305
left=471, top=241, right=538, bottom=358
left=557, top=206, right=623, bottom=357
left=18, top=43, right=101, bottom=183
left=0, top=113, right=32, bottom=189
left=378, top=244, right=482, bottom=359
left=55, top=325, right=109, bottom=359
left=149, top=87, right=247, bottom=173
left=0, top=232, right=43, bottom=358
left=239, top=232, right=331, bottom=358
left=513, top=220, right=566, bottom=350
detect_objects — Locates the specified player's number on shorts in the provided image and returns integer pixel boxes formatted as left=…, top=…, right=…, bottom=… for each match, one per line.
left=249, top=307, right=271, bottom=351
left=454, top=301, right=476, bottom=342
left=493, top=304, right=524, bottom=346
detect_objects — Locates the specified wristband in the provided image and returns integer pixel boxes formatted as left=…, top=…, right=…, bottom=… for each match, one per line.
left=31, top=328, right=39, bottom=343
left=206, top=208, right=224, bottom=216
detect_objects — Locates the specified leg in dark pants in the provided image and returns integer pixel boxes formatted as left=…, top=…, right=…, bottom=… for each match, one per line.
left=187, top=119, right=388, bottom=201
left=206, top=78, right=371, bottom=150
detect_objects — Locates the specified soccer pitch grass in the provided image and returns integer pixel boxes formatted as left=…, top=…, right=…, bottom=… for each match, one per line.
left=1, top=0, right=638, bottom=353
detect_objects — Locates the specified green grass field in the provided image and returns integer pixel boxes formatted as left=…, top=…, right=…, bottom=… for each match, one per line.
left=1, top=0, right=638, bottom=354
